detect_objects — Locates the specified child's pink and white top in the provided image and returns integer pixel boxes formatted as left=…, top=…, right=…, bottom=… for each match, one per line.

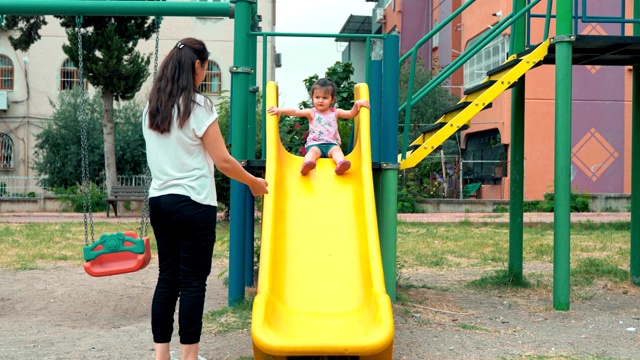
left=305, top=107, right=341, bottom=146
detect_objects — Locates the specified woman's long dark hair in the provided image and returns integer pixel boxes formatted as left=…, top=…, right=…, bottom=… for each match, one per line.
left=147, top=37, right=210, bottom=133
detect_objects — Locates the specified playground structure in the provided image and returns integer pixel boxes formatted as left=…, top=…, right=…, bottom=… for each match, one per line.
left=251, top=82, right=394, bottom=359
left=4, top=0, right=640, bottom=358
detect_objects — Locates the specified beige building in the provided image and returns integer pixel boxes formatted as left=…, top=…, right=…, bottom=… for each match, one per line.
left=0, top=0, right=276, bottom=183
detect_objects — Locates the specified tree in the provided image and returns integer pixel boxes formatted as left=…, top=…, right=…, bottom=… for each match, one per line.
left=5, top=14, right=156, bottom=194
left=397, top=57, right=461, bottom=210
left=398, top=57, right=460, bottom=139
left=33, top=89, right=147, bottom=189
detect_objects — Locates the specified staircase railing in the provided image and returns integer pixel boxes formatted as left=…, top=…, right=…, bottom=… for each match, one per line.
left=528, top=0, right=638, bottom=48
left=399, top=0, right=547, bottom=160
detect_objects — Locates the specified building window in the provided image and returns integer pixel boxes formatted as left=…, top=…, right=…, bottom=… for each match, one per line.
left=199, top=61, right=222, bottom=95
left=0, top=55, right=14, bottom=90
left=463, top=34, right=510, bottom=89
left=0, top=133, right=13, bottom=170
left=60, top=58, right=86, bottom=91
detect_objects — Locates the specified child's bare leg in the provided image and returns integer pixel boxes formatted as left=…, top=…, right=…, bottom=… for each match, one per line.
left=301, top=147, right=320, bottom=175
left=328, top=146, right=345, bottom=164
left=304, top=147, right=321, bottom=163
left=329, top=146, right=351, bottom=175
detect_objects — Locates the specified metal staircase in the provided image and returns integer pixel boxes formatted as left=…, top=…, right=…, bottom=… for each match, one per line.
left=399, top=38, right=550, bottom=170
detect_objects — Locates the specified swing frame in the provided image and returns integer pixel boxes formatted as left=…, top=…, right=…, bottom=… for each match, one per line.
left=77, top=15, right=161, bottom=277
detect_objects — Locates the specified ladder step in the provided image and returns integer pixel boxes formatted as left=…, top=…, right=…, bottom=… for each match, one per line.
left=464, top=80, right=497, bottom=95
left=441, top=101, right=471, bottom=116
left=441, top=101, right=493, bottom=117
left=418, top=122, right=446, bottom=134
left=486, top=58, right=522, bottom=77
left=418, top=121, right=470, bottom=137
left=516, top=46, right=537, bottom=58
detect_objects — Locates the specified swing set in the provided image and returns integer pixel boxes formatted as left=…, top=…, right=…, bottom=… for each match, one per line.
left=78, top=16, right=162, bottom=277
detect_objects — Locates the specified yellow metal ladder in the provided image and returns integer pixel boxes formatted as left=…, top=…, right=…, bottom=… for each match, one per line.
left=399, top=39, right=550, bottom=170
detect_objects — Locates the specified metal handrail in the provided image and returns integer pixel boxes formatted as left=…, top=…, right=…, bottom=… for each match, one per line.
left=398, top=0, right=476, bottom=160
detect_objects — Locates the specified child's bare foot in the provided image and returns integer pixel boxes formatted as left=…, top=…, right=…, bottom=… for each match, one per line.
left=301, top=161, right=316, bottom=175
left=335, top=160, right=351, bottom=175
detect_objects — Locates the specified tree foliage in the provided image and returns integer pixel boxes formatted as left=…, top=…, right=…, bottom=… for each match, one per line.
left=398, top=57, right=460, bottom=139
left=5, top=13, right=156, bottom=193
left=5, top=15, right=154, bottom=101
left=33, top=90, right=146, bottom=189
left=397, top=58, right=461, bottom=211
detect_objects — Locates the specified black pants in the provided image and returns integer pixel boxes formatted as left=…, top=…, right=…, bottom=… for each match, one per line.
left=149, top=194, right=217, bottom=345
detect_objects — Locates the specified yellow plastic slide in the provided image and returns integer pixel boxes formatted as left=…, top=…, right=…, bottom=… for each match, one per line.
left=252, top=81, right=394, bottom=359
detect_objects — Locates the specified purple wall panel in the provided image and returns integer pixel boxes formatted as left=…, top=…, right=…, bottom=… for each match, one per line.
left=569, top=4, right=626, bottom=193
left=571, top=65, right=625, bottom=193
left=401, top=0, right=431, bottom=67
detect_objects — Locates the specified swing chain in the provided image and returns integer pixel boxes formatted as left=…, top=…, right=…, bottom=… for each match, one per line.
left=77, top=16, right=94, bottom=246
left=139, top=16, right=162, bottom=238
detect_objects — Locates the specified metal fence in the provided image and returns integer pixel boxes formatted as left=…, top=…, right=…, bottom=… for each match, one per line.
left=0, top=175, right=147, bottom=198
left=0, top=176, right=47, bottom=198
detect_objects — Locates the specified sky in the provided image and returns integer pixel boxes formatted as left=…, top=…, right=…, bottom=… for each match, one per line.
left=273, top=0, right=375, bottom=107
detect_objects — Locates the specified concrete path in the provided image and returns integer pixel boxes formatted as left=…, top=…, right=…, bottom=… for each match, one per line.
left=0, top=211, right=631, bottom=223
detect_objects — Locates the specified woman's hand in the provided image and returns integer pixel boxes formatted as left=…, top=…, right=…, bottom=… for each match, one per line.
left=249, top=177, right=269, bottom=197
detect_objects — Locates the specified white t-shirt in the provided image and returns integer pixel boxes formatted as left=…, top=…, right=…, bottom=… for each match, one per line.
left=142, top=94, right=219, bottom=206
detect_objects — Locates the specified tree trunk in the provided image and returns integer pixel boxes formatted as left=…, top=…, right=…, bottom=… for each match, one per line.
left=440, top=149, right=448, bottom=197
left=101, top=90, right=117, bottom=197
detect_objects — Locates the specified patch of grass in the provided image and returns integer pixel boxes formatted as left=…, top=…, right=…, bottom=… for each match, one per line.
left=202, top=297, right=254, bottom=334
left=396, top=221, right=631, bottom=280
left=400, top=283, right=451, bottom=292
left=1, top=220, right=634, bottom=295
left=573, top=257, right=628, bottom=283
left=466, top=269, right=533, bottom=289
left=0, top=221, right=232, bottom=269
left=456, top=322, right=493, bottom=333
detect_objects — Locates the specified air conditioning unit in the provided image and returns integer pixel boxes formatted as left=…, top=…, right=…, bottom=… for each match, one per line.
left=275, top=53, right=282, bottom=68
left=0, top=91, right=8, bottom=111
left=374, top=8, right=385, bottom=24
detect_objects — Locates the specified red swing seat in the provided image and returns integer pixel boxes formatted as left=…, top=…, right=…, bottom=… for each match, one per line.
left=83, top=231, right=152, bottom=277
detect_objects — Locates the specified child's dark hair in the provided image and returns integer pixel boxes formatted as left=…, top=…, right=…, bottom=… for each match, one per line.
left=309, top=77, right=337, bottom=98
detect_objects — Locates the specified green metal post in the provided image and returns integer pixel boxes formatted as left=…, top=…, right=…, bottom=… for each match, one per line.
left=553, top=0, right=573, bottom=311
left=0, top=0, right=233, bottom=17
left=631, top=0, right=640, bottom=286
left=381, top=35, right=400, bottom=302
left=229, top=0, right=253, bottom=306
left=262, top=34, right=268, bottom=159
left=508, top=0, right=527, bottom=283
left=244, top=9, right=258, bottom=288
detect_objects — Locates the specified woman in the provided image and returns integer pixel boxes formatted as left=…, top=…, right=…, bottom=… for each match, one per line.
left=143, top=37, right=268, bottom=360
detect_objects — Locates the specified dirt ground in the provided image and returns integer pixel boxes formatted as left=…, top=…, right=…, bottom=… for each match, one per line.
left=1, top=212, right=639, bottom=359
left=1, top=259, right=639, bottom=360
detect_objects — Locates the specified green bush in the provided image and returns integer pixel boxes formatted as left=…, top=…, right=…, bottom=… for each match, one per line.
left=54, top=184, right=107, bottom=212
left=523, top=192, right=591, bottom=212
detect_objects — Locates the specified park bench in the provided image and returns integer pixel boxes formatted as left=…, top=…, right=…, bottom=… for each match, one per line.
left=104, top=185, right=146, bottom=217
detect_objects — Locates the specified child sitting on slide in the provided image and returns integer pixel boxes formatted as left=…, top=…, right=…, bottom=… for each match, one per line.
left=267, top=77, right=370, bottom=175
